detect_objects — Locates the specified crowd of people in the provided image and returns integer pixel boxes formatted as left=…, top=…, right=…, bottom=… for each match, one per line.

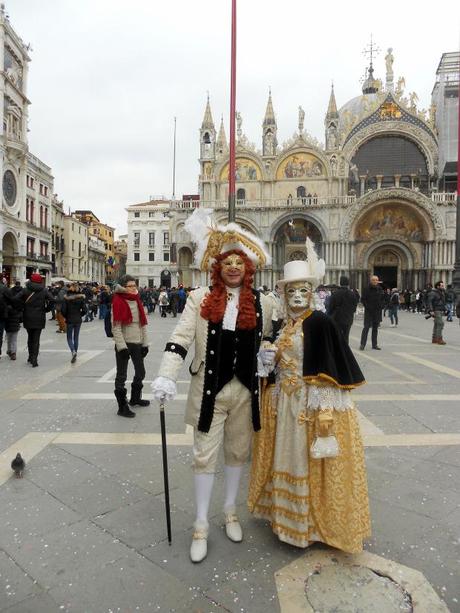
left=0, top=275, right=197, bottom=366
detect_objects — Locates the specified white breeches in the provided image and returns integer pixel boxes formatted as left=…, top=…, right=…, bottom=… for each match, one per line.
left=192, top=378, right=253, bottom=473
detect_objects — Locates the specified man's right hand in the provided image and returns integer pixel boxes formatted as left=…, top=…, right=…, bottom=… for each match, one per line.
left=151, top=376, right=177, bottom=404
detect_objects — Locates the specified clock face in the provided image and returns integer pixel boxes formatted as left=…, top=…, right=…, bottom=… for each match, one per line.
left=3, top=170, right=17, bottom=206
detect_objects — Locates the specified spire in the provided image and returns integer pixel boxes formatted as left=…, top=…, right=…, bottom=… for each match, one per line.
left=217, top=115, right=227, bottom=151
left=201, top=93, right=215, bottom=130
left=326, top=83, right=338, bottom=118
left=263, top=88, right=276, bottom=126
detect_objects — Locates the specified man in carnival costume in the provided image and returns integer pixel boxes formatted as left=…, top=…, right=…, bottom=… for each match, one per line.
left=151, top=210, right=274, bottom=563
left=248, top=239, right=371, bottom=554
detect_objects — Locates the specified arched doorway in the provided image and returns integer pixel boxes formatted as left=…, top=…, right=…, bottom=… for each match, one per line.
left=368, top=246, right=406, bottom=289
left=178, top=247, right=193, bottom=287
left=2, top=231, right=17, bottom=285
left=273, top=218, right=323, bottom=272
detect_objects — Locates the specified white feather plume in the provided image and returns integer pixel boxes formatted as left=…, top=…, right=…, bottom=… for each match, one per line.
left=305, top=236, right=326, bottom=280
left=184, top=208, right=213, bottom=268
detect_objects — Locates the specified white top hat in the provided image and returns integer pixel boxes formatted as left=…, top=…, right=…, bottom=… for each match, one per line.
left=277, top=238, right=326, bottom=287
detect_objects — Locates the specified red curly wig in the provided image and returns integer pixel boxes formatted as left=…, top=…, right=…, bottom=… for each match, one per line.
left=200, top=249, right=256, bottom=329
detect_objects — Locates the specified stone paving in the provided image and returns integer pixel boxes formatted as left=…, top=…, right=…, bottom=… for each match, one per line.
left=0, top=308, right=459, bottom=612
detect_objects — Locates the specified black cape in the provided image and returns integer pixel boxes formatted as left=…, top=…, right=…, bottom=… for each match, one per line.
left=302, top=310, right=365, bottom=388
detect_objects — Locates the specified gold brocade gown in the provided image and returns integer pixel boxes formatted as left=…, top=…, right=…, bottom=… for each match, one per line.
left=248, top=313, right=371, bottom=553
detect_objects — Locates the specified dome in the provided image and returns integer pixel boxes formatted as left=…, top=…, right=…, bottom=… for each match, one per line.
left=338, top=92, right=380, bottom=135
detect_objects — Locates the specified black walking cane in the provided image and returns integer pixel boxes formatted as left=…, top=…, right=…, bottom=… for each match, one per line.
left=159, top=401, right=172, bottom=545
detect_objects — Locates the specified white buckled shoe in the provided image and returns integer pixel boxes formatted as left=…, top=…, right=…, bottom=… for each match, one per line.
left=224, top=507, right=243, bottom=542
left=190, top=520, right=209, bottom=563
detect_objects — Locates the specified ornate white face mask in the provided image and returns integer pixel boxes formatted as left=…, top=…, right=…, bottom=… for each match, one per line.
left=285, top=281, right=312, bottom=311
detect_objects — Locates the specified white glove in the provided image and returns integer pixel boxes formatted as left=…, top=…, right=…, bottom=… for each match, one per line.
left=151, top=376, right=177, bottom=404
left=259, top=349, right=276, bottom=366
left=257, top=349, right=276, bottom=377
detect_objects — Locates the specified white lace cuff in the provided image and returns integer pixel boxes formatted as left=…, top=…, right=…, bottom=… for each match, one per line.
left=306, top=384, right=354, bottom=411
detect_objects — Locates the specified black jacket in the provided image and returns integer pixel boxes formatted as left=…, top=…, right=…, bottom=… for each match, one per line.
left=327, top=286, right=358, bottom=326
left=361, top=284, right=384, bottom=320
left=427, top=288, right=446, bottom=312
left=0, top=284, right=11, bottom=320
left=61, top=292, right=86, bottom=324
left=16, top=281, right=54, bottom=330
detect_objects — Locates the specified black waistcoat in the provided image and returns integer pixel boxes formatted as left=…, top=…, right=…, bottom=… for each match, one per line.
left=197, top=289, right=264, bottom=433
left=217, top=328, right=257, bottom=394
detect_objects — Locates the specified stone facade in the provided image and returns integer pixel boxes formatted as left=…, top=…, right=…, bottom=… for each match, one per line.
left=164, top=51, right=457, bottom=292
left=74, top=211, right=115, bottom=283
left=0, top=8, right=55, bottom=285
left=88, top=235, right=106, bottom=285
left=63, top=214, right=88, bottom=282
left=51, top=195, right=65, bottom=278
left=125, top=200, right=177, bottom=288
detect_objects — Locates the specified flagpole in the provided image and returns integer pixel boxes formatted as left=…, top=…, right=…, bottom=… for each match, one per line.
left=172, top=117, right=177, bottom=201
left=228, top=0, right=237, bottom=222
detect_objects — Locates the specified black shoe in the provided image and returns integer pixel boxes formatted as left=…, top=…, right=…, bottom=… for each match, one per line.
left=71, top=352, right=77, bottom=363
left=372, top=346, right=381, bottom=350
left=31, top=360, right=38, bottom=367
left=115, top=389, right=135, bottom=418
left=27, top=356, right=31, bottom=363
left=359, top=345, right=365, bottom=350
left=129, top=384, right=150, bottom=407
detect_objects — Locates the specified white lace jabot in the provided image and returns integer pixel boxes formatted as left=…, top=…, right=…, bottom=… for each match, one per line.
left=222, top=286, right=240, bottom=331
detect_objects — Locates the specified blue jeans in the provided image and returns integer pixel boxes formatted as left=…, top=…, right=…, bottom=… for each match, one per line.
left=446, top=302, right=453, bottom=322
left=99, top=303, right=108, bottom=320
left=66, top=323, right=81, bottom=353
left=389, top=305, right=399, bottom=325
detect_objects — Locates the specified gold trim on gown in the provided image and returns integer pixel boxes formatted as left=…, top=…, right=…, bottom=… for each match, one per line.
left=248, top=317, right=371, bottom=554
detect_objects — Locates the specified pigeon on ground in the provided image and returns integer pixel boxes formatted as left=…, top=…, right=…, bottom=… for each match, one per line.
left=11, top=453, right=25, bottom=478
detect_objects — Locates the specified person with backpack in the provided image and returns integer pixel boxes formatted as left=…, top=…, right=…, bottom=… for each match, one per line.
left=61, top=283, right=87, bottom=363
left=16, top=273, right=54, bottom=367
left=111, top=275, right=150, bottom=418
left=158, top=287, right=169, bottom=317
left=389, top=288, right=400, bottom=327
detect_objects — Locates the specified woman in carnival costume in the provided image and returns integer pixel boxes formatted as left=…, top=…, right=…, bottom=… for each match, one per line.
left=249, top=239, right=371, bottom=553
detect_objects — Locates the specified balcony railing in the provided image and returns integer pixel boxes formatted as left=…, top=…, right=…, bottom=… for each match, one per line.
left=26, top=252, right=50, bottom=263
left=431, top=192, right=457, bottom=204
left=167, top=191, right=458, bottom=211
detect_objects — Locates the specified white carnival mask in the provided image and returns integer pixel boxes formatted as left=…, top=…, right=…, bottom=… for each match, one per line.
left=285, top=281, right=312, bottom=310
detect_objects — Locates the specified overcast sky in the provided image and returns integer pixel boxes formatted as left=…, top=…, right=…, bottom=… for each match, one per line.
left=8, top=0, right=460, bottom=235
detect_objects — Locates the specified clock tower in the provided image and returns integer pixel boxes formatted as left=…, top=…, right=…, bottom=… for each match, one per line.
left=0, top=7, right=53, bottom=284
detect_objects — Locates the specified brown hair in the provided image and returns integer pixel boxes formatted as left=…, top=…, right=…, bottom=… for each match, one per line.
left=200, top=249, right=256, bottom=329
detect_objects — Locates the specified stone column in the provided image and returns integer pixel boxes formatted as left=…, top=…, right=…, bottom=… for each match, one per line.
left=359, top=176, right=366, bottom=197
left=376, top=175, right=383, bottom=189
left=394, top=175, right=401, bottom=188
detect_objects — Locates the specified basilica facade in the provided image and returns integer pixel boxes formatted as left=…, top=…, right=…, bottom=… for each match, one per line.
left=128, top=50, right=458, bottom=292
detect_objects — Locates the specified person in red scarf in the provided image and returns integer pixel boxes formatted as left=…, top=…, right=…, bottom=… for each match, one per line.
left=112, top=275, right=149, bottom=418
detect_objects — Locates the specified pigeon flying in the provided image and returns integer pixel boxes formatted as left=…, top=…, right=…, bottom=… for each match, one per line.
left=11, top=453, right=25, bottom=478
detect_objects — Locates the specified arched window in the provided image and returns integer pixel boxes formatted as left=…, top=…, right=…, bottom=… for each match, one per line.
left=236, top=188, right=246, bottom=203
left=296, top=186, right=306, bottom=198
left=203, top=132, right=211, bottom=144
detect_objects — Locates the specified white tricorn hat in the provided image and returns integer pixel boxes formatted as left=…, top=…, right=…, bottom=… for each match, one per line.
left=277, top=237, right=326, bottom=287
left=184, top=208, right=271, bottom=271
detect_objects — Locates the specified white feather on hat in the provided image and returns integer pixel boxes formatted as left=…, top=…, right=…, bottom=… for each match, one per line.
left=184, top=208, right=271, bottom=271
left=277, top=237, right=326, bottom=287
